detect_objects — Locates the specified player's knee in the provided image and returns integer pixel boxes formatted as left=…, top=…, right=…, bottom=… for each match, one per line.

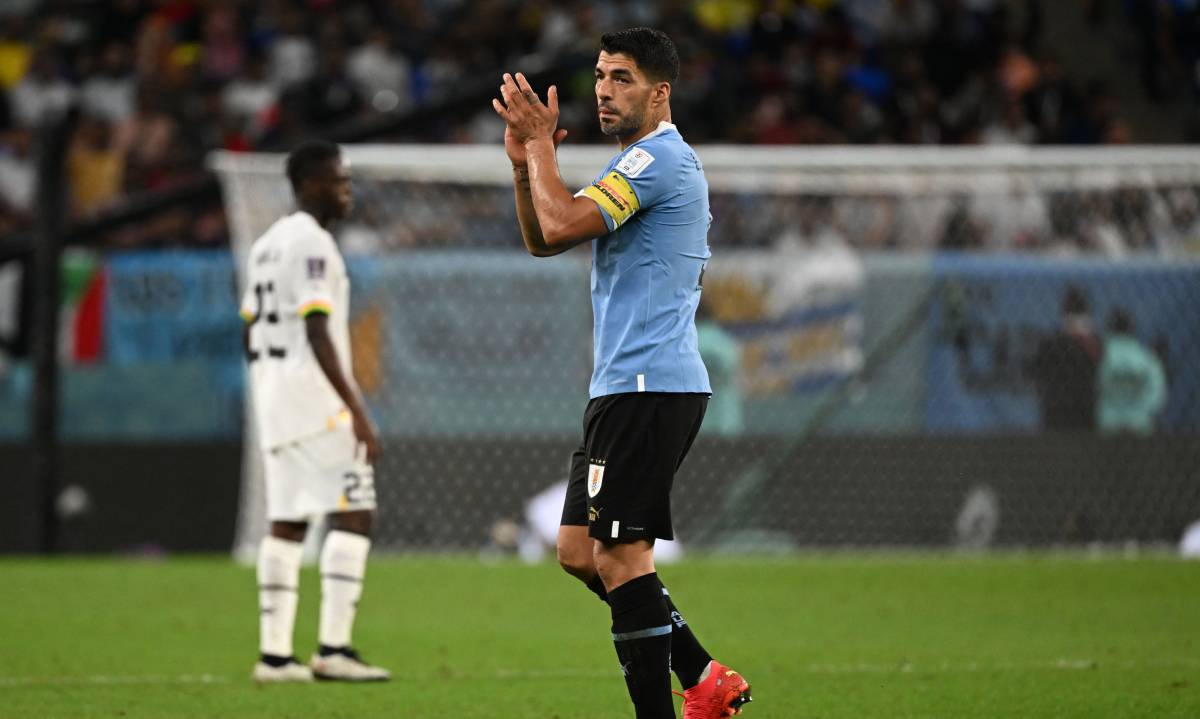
left=329, top=510, right=374, bottom=537
left=556, top=542, right=594, bottom=580
left=270, top=521, right=309, bottom=543
left=591, top=549, right=625, bottom=587
left=592, top=539, right=655, bottom=588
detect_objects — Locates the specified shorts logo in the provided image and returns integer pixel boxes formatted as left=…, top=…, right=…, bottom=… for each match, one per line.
left=587, top=463, right=606, bottom=498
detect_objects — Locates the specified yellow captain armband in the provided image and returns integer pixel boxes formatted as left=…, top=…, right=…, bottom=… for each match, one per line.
left=582, top=171, right=640, bottom=228
left=298, top=300, right=333, bottom=317
left=239, top=309, right=256, bottom=323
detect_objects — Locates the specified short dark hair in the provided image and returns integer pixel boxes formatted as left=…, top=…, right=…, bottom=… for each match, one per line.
left=600, top=27, right=679, bottom=83
left=1062, top=284, right=1089, bottom=317
left=286, top=139, right=340, bottom=193
left=1108, top=307, right=1134, bottom=334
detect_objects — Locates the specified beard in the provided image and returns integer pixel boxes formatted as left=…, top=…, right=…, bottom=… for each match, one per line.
left=599, top=105, right=645, bottom=137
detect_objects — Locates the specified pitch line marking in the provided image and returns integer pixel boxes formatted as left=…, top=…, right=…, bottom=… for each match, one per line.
left=4, top=657, right=1197, bottom=688
left=0, top=674, right=230, bottom=688
left=802, top=657, right=1200, bottom=675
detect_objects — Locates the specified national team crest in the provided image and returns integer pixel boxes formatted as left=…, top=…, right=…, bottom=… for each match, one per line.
left=587, top=463, right=605, bottom=498
left=306, top=257, right=326, bottom=279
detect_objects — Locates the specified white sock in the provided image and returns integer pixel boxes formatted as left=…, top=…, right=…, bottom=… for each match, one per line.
left=257, top=535, right=304, bottom=658
left=318, top=530, right=371, bottom=649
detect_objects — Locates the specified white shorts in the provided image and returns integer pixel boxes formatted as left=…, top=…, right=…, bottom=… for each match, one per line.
left=263, top=424, right=377, bottom=521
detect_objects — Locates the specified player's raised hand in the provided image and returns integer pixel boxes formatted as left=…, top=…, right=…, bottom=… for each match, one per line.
left=493, top=72, right=561, bottom=147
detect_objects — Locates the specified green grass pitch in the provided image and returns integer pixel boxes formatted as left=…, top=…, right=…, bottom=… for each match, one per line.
left=1, top=554, right=1197, bottom=718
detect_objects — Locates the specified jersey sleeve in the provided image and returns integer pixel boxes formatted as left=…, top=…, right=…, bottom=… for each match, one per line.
left=288, top=229, right=338, bottom=318
left=577, top=143, right=675, bottom=232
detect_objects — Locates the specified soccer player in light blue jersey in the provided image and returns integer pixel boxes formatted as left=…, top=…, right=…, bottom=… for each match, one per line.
left=494, top=27, right=752, bottom=719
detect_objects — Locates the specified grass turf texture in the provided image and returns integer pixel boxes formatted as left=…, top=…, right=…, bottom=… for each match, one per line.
left=0, top=555, right=1196, bottom=718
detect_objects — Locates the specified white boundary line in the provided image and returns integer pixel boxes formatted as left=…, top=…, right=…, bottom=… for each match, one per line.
left=3, top=657, right=1197, bottom=688
left=0, top=674, right=230, bottom=688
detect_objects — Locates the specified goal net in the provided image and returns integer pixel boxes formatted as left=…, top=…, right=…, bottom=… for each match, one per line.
left=212, top=145, right=1200, bottom=558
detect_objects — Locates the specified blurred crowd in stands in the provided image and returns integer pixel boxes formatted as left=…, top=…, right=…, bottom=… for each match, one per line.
left=0, top=0, right=1196, bottom=250
left=330, top=178, right=1200, bottom=257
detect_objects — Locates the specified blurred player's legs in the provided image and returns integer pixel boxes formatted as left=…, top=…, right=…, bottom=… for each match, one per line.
left=254, top=424, right=389, bottom=682
left=254, top=529, right=312, bottom=682
left=310, top=510, right=389, bottom=682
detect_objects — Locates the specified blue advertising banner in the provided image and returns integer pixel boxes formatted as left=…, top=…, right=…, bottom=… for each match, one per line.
left=85, top=250, right=1198, bottom=440
left=103, top=249, right=593, bottom=437
left=346, top=252, right=592, bottom=436
left=925, top=255, right=1200, bottom=433
left=105, top=251, right=243, bottom=365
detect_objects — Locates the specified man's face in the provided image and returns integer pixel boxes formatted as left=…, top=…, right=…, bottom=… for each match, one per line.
left=594, top=51, right=655, bottom=137
left=309, top=157, right=353, bottom=220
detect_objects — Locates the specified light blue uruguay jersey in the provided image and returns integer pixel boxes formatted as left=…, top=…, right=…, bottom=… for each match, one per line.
left=576, top=121, right=712, bottom=398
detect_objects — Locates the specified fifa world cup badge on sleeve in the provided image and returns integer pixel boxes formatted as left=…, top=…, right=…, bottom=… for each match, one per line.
left=616, top=148, right=655, bottom=178
left=587, top=462, right=606, bottom=498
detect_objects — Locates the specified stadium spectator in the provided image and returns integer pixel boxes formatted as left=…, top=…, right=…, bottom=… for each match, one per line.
left=982, top=97, right=1039, bottom=145
left=1026, top=285, right=1101, bottom=431
left=0, top=16, right=33, bottom=92
left=0, top=0, right=1188, bottom=251
left=199, top=4, right=246, bottom=83
left=1096, top=307, right=1167, bottom=435
left=1024, top=51, right=1081, bottom=143
left=80, top=42, right=136, bottom=124
left=0, top=127, right=34, bottom=233
left=114, top=86, right=180, bottom=190
left=67, top=115, right=125, bottom=218
left=9, top=46, right=75, bottom=129
left=1160, top=187, right=1200, bottom=254
left=285, top=38, right=363, bottom=128
left=347, top=29, right=413, bottom=115
left=939, top=194, right=988, bottom=250
left=221, top=54, right=276, bottom=137
left=267, top=7, right=317, bottom=90
left=695, top=297, right=745, bottom=436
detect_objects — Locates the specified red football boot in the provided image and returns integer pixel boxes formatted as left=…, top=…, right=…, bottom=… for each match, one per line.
left=673, top=660, right=752, bottom=718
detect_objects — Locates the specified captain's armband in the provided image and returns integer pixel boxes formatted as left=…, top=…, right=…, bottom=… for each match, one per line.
left=581, top=171, right=640, bottom=228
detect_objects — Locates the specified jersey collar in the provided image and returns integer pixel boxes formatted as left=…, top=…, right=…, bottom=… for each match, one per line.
left=633, top=120, right=677, bottom=146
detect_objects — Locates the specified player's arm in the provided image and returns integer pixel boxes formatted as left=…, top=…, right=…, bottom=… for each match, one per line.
left=523, top=137, right=608, bottom=251
left=511, top=148, right=578, bottom=258
left=500, top=108, right=573, bottom=257
left=494, top=73, right=607, bottom=255
left=304, top=312, right=380, bottom=463
left=291, top=238, right=380, bottom=463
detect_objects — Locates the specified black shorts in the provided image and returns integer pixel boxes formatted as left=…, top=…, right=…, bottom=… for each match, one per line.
left=560, top=392, right=707, bottom=542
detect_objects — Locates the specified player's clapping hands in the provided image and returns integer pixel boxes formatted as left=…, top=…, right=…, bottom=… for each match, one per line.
left=494, top=72, right=568, bottom=165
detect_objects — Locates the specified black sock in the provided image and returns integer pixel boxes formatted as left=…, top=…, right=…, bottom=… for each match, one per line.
left=659, top=582, right=713, bottom=689
left=586, top=574, right=609, bottom=602
left=318, top=644, right=349, bottom=657
left=608, top=572, right=675, bottom=719
left=588, top=573, right=712, bottom=689
left=259, top=653, right=293, bottom=667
